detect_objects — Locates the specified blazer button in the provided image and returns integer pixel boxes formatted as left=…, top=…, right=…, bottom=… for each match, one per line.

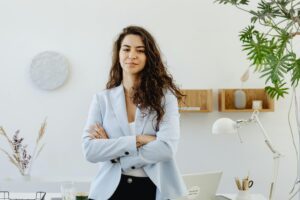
left=125, top=151, right=129, bottom=155
left=127, top=178, right=133, bottom=184
left=131, top=166, right=135, bottom=170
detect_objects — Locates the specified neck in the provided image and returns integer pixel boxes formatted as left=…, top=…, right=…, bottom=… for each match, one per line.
left=122, top=73, right=139, bottom=95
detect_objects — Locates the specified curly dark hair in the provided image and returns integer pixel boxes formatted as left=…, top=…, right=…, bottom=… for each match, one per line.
left=106, top=25, right=183, bottom=131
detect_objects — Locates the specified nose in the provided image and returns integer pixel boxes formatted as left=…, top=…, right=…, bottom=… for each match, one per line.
left=128, top=51, right=137, bottom=59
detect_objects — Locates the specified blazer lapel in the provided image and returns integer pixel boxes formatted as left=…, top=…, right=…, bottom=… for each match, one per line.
left=109, top=85, right=131, bottom=136
left=135, top=107, right=150, bottom=135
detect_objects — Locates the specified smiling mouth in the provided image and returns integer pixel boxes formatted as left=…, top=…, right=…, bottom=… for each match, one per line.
left=126, top=63, right=138, bottom=65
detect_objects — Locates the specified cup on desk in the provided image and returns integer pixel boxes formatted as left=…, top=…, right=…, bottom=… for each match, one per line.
left=60, top=182, right=75, bottom=200
left=76, top=192, right=88, bottom=200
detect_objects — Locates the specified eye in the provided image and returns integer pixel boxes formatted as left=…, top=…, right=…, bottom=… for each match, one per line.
left=122, top=48, right=130, bottom=52
left=137, top=49, right=145, bottom=53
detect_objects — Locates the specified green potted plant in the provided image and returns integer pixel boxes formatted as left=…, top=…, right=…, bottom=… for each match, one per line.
left=214, top=0, right=300, bottom=199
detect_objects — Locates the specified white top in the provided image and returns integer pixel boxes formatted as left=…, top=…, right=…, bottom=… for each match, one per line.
left=122, top=121, right=148, bottom=177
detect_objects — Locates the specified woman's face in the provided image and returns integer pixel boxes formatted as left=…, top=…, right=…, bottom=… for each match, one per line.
left=119, top=34, right=146, bottom=76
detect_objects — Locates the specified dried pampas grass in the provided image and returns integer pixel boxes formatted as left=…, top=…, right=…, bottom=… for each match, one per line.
left=0, top=119, right=47, bottom=176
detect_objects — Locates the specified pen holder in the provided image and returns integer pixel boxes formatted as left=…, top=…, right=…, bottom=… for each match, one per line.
left=236, top=190, right=251, bottom=200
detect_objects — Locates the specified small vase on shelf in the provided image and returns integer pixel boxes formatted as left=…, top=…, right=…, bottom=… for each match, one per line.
left=234, top=89, right=246, bottom=109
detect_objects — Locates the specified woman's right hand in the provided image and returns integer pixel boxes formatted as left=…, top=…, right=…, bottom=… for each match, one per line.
left=136, top=135, right=156, bottom=148
left=88, top=122, right=109, bottom=140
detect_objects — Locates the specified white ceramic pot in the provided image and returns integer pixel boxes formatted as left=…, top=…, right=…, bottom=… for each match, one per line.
left=235, top=190, right=252, bottom=200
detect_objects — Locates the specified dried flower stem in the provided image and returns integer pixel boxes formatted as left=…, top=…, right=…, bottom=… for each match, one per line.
left=28, top=118, right=47, bottom=174
left=0, top=147, right=24, bottom=175
left=0, top=120, right=47, bottom=176
left=0, top=128, right=24, bottom=173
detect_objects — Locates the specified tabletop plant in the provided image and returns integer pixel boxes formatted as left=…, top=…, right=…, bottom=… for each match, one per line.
left=0, top=119, right=47, bottom=177
left=215, top=0, right=300, bottom=199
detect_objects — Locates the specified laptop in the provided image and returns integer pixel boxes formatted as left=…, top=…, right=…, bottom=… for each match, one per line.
left=177, top=171, right=223, bottom=200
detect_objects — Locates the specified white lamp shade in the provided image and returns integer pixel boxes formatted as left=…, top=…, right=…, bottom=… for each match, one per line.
left=212, top=118, right=238, bottom=134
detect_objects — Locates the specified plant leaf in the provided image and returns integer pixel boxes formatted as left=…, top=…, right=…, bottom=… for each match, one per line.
left=240, top=30, right=271, bottom=70
left=214, top=0, right=249, bottom=5
left=260, top=52, right=294, bottom=84
left=265, top=81, right=289, bottom=99
left=290, top=58, right=300, bottom=87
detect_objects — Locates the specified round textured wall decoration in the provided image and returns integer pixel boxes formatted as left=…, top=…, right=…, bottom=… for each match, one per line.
left=30, top=51, right=70, bottom=90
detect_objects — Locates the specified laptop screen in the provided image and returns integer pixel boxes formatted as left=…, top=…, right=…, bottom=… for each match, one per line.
left=177, top=171, right=223, bottom=200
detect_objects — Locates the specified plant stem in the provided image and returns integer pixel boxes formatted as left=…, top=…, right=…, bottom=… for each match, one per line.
left=235, top=4, right=250, bottom=13
left=292, top=17, right=300, bottom=27
left=266, top=18, right=289, bottom=35
left=291, top=32, right=300, bottom=37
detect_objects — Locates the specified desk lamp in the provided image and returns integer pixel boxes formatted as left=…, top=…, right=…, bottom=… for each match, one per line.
left=212, top=110, right=282, bottom=200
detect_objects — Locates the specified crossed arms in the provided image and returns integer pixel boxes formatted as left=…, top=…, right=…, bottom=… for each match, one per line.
left=82, top=92, right=180, bottom=171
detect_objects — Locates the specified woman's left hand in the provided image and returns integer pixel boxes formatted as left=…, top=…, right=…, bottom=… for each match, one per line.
left=88, top=122, right=109, bottom=140
left=136, top=135, right=156, bottom=148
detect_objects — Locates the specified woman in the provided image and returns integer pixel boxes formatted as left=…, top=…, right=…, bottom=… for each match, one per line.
left=82, top=26, right=187, bottom=200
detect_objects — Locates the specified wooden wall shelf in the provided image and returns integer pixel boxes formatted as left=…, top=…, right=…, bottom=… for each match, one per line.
left=179, top=89, right=213, bottom=112
left=218, top=88, right=274, bottom=112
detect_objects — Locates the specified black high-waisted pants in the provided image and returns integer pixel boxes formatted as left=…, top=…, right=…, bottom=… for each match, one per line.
left=89, top=174, right=157, bottom=200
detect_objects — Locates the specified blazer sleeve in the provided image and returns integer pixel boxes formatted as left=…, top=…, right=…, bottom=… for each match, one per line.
left=82, top=94, right=137, bottom=163
left=119, top=91, right=180, bottom=171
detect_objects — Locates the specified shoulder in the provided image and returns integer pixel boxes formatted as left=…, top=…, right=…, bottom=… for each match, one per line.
left=93, top=85, right=122, bottom=101
left=94, top=89, right=109, bottom=98
left=162, top=88, right=178, bottom=105
left=90, top=90, right=106, bottom=102
left=164, top=88, right=175, bottom=96
left=94, top=86, right=119, bottom=98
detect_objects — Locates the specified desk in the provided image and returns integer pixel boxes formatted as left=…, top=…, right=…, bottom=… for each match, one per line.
left=0, top=193, right=61, bottom=200
left=0, top=193, right=267, bottom=200
left=216, top=193, right=267, bottom=200
left=0, top=177, right=90, bottom=193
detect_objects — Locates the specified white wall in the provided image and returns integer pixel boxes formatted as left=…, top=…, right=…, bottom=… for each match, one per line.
left=0, top=1, right=297, bottom=199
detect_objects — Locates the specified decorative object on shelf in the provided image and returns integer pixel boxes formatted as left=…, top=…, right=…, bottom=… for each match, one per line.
left=214, top=1, right=300, bottom=198
left=240, top=68, right=249, bottom=84
left=234, top=89, right=246, bottom=109
left=178, top=89, right=213, bottom=112
left=29, top=51, right=70, bottom=90
left=212, top=110, right=282, bottom=200
left=0, top=119, right=47, bottom=177
left=218, top=89, right=274, bottom=112
left=252, top=100, right=262, bottom=110
left=234, top=68, right=250, bottom=109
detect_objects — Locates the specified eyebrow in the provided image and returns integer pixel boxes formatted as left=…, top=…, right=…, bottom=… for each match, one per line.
left=122, top=44, right=145, bottom=48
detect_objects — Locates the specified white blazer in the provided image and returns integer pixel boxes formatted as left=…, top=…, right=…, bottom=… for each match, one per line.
left=82, top=85, right=187, bottom=200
